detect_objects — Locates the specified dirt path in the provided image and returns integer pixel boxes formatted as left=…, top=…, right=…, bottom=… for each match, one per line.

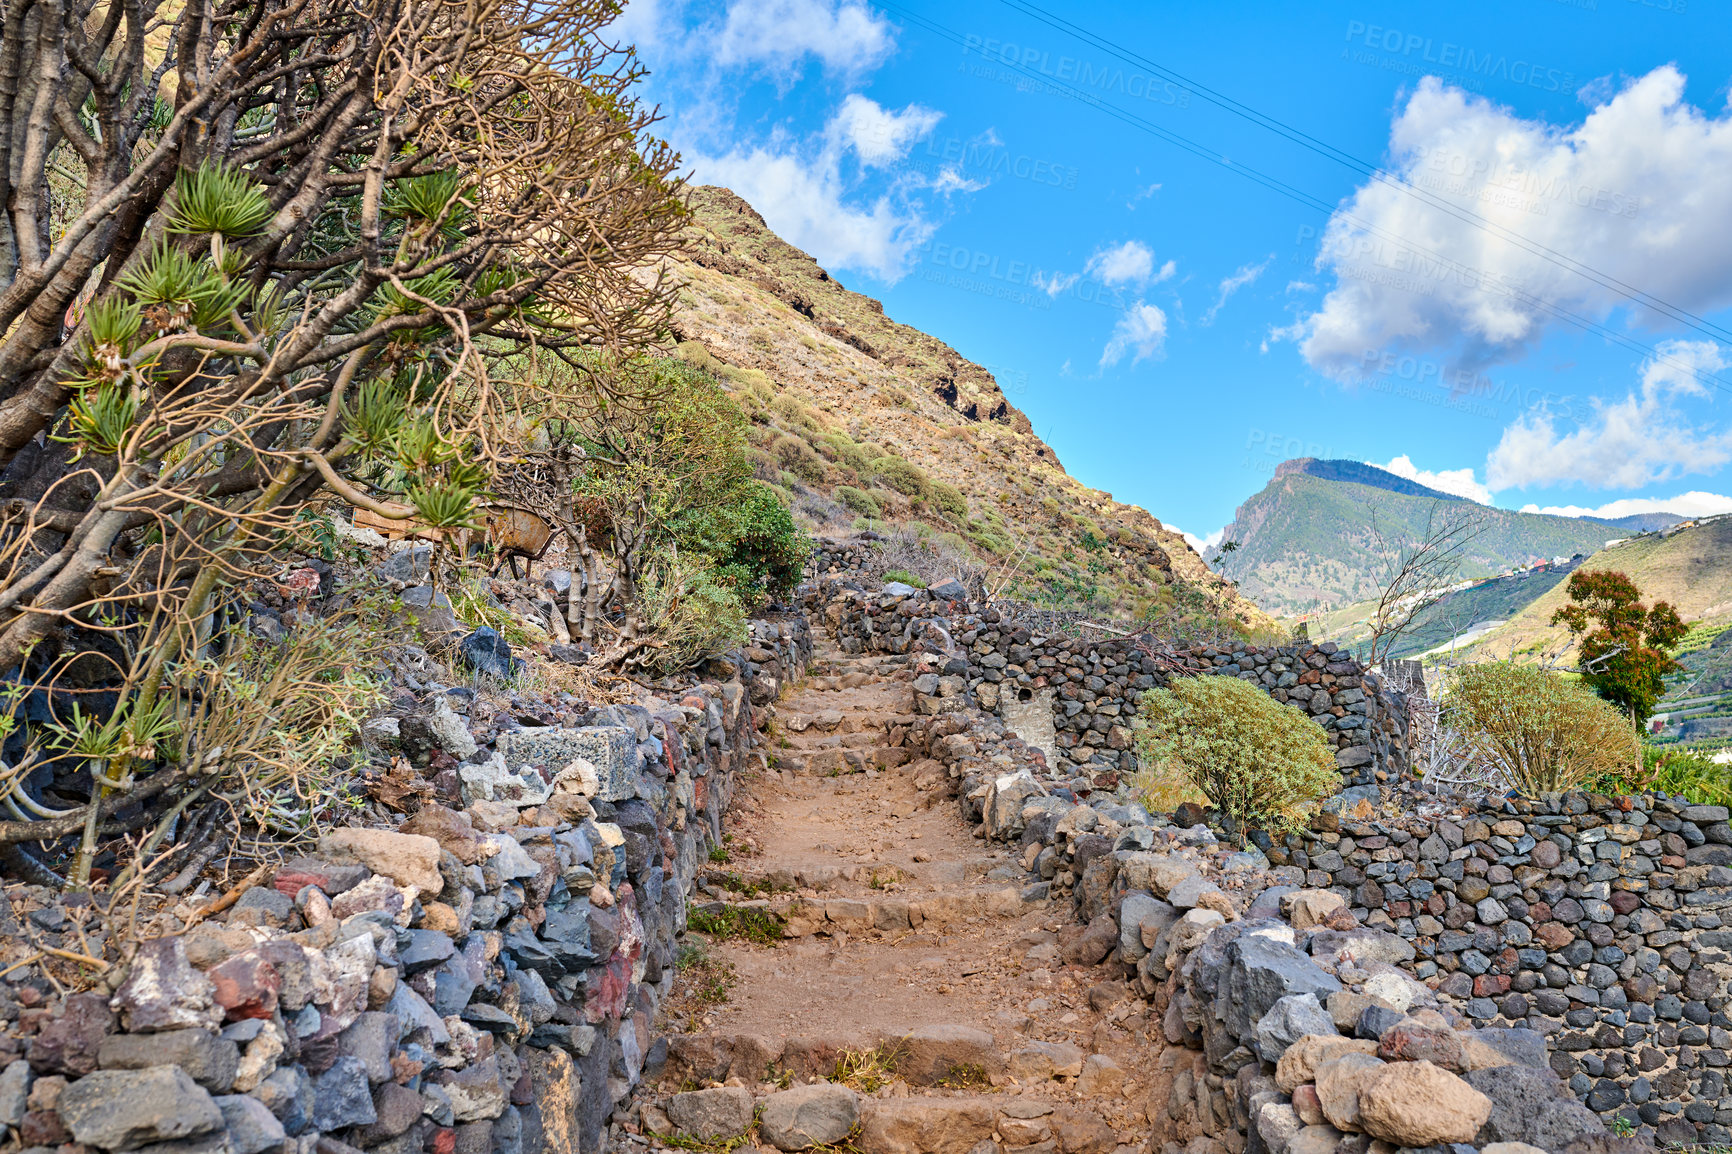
left=649, top=641, right=1175, bottom=1153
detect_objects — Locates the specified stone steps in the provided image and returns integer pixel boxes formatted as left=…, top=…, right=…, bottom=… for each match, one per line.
left=692, top=886, right=1030, bottom=936
left=772, top=745, right=912, bottom=774
left=650, top=1027, right=1126, bottom=1153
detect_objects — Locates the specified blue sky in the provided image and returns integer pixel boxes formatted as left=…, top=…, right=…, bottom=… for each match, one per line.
left=609, top=0, right=1732, bottom=548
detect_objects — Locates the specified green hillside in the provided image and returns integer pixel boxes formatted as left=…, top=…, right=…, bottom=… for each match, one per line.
left=1214, top=462, right=1621, bottom=615
left=1311, top=562, right=1579, bottom=659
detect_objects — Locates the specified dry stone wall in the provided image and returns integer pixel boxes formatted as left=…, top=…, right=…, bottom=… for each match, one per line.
left=0, top=619, right=809, bottom=1154
left=806, top=539, right=1412, bottom=789
left=800, top=568, right=1702, bottom=1151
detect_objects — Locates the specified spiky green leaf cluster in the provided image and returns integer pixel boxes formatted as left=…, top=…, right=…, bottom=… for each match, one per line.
left=118, top=240, right=252, bottom=331
left=168, top=162, right=274, bottom=238
left=59, top=382, right=140, bottom=458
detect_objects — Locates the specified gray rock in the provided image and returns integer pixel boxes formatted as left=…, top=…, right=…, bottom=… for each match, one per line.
left=378, top=545, right=434, bottom=581
left=496, top=725, right=639, bottom=802
left=1309, top=927, right=1417, bottom=965
left=1463, top=1065, right=1605, bottom=1150
left=667, top=1086, right=754, bottom=1140
left=1167, top=873, right=1227, bottom=910
left=1256, top=993, right=1338, bottom=1063
left=97, top=1029, right=239, bottom=1091
left=0, top=1059, right=29, bottom=1127
left=757, top=1083, right=860, bottom=1150
left=928, top=579, right=967, bottom=601
left=1470, top=1027, right=1550, bottom=1069
left=1219, top=934, right=1342, bottom=1045
left=459, top=626, right=519, bottom=679
left=1119, top=893, right=1176, bottom=961
left=216, top=1094, right=288, bottom=1154
left=312, top=1055, right=378, bottom=1131
left=226, top=886, right=296, bottom=928
left=339, top=1012, right=399, bottom=1083
left=255, top=1065, right=315, bottom=1135
left=57, top=1066, right=225, bottom=1151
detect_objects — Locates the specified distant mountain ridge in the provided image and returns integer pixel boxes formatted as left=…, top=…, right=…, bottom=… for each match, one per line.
left=1275, top=458, right=1465, bottom=503
left=1214, top=463, right=1623, bottom=615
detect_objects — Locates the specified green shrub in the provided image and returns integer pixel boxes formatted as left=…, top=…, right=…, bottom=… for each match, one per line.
left=1132, top=674, right=1337, bottom=833
left=772, top=435, right=827, bottom=484
left=818, top=432, right=875, bottom=474
left=707, top=481, right=811, bottom=601
left=1640, top=747, right=1732, bottom=806
left=929, top=480, right=968, bottom=519
left=870, top=455, right=931, bottom=498
left=633, top=563, right=749, bottom=676
left=835, top=486, right=880, bottom=517
left=1448, top=662, right=1641, bottom=795
left=772, top=393, right=819, bottom=433
left=882, top=568, right=925, bottom=588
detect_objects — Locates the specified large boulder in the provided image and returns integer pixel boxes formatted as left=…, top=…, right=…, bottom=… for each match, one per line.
left=57, top=1066, right=225, bottom=1151
left=892, top=1024, right=1001, bottom=1085
left=1358, top=1060, right=1493, bottom=1147
left=666, top=1086, right=754, bottom=1140
left=757, top=1083, right=860, bottom=1150
left=1463, top=1065, right=1607, bottom=1150
left=1218, top=934, right=1343, bottom=1044
left=857, top=1097, right=996, bottom=1154
left=319, top=828, right=443, bottom=894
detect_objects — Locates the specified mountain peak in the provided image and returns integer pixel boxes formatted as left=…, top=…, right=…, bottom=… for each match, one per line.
left=1273, top=458, right=1466, bottom=503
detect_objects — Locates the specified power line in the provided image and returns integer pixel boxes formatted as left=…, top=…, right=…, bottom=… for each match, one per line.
left=877, top=1, right=1732, bottom=397
left=993, top=0, right=1732, bottom=349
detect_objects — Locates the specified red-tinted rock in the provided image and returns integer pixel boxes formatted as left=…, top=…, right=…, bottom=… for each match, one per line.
left=20, top=1108, right=69, bottom=1146
left=208, top=953, right=282, bottom=1020
left=1534, top=922, right=1575, bottom=950
left=1378, top=1024, right=1465, bottom=1069
left=1472, top=974, right=1510, bottom=997
left=272, top=857, right=369, bottom=897
left=1609, top=891, right=1641, bottom=916
left=26, top=993, right=113, bottom=1075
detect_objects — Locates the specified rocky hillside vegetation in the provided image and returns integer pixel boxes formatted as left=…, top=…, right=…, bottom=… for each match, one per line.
left=666, top=187, right=1270, bottom=636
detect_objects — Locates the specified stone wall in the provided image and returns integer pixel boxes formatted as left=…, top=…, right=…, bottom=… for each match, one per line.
left=1286, top=780, right=1732, bottom=1146
left=803, top=553, right=1412, bottom=788
left=0, top=621, right=808, bottom=1154
left=799, top=570, right=1701, bottom=1150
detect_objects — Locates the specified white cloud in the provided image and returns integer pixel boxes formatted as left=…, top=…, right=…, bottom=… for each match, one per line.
left=1177, top=526, right=1225, bottom=553
left=1034, top=270, right=1081, bottom=297
left=1101, top=302, right=1169, bottom=366
left=1086, top=240, right=1174, bottom=287
left=1127, top=182, right=1162, bottom=209
left=716, top=0, right=894, bottom=74
left=691, top=145, right=935, bottom=281
left=829, top=94, right=941, bottom=166
left=1521, top=492, right=1732, bottom=519
left=1204, top=255, right=1273, bottom=324
left=1370, top=454, right=1494, bottom=503
left=1292, top=67, right=1732, bottom=379
left=1485, top=339, right=1732, bottom=490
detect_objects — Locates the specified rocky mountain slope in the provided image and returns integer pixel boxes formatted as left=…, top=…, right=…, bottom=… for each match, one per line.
left=1212, top=461, right=1622, bottom=616
left=667, top=186, right=1271, bottom=634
